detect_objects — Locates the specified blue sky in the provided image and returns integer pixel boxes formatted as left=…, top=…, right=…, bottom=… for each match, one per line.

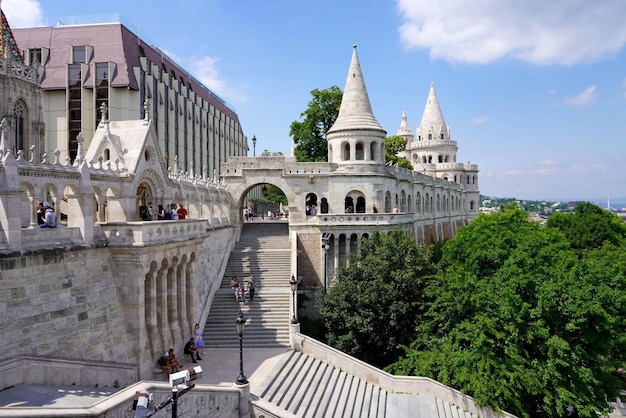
left=5, top=0, right=626, bottom=202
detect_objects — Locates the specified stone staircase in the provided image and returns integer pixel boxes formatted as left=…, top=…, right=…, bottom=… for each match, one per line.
left=203, top=221, right=291, bottom=348
left=257, top=350, right=480, bottom=418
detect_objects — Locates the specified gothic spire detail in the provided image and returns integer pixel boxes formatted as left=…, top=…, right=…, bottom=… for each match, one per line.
left=1, top=6, right=24, bottom=62
left=327, top=44, right=384, bottom=134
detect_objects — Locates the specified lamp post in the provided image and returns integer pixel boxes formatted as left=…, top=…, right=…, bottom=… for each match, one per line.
left=290, top=274, right=298, bottom=324
left=235, top=309, right=248, bottom=385
left=321, top=233, right=331, bottom=293
left=252, top=134, right=257, bottom=157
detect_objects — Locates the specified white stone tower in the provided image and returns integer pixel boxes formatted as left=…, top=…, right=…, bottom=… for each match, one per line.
left=326, top=44, right=387, bottom=165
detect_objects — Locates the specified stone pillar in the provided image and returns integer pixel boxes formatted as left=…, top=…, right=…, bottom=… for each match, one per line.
left=167, top=263, right=179, bottom=348
left=344, top=236, right=351, bottom=267
left=156, top=266, right=168, bottom=355
left=0, top=149, right=22, bottom=250
left=177, top=260, right=189, bottom=343
left=235, top=382, right=251, bottom=418
left=289, top=322, right=301, bottom=349
left=145, top=269, right=158, bottom=360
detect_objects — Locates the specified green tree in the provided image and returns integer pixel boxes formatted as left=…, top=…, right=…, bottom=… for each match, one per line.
left=386, top=206, right=626, bottom=418
left=547, top=201, right=626, bottom=253
left=260, top=150, right=284, bottom=156
left=384, top=135, right=413, bottom=169
left=289, top=86, right=342, bottom=162
left=319, top=229, right=438, bottom=368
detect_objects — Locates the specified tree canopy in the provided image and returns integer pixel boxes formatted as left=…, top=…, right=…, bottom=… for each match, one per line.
left=318, top=229, right=439, bottom=367
left=289, top=86, right=342, bottom=162
left=385, top=204, right=626, bottom=418
left=384, top=135, right=413, bottom=170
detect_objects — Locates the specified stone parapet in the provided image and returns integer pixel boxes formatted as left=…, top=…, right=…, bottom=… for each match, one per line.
left=293, top=333, right=517, bottom=418
left=100, top=219, right=220, bottom=247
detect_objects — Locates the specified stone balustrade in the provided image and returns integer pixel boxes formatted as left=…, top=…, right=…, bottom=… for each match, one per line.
left=314, top=212, right=416, bottom=226
left=100, top=219, right=222, bottom=247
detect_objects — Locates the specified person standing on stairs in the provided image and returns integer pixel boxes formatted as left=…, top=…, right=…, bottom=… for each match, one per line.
left=231, top=276, right=240, bottom=302
left=194, top=323, right=207, bottom=355
left=247, top=275, right=256, bottom=301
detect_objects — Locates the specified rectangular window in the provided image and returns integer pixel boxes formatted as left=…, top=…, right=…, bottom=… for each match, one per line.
left=72, top=46, right=86, bottom=64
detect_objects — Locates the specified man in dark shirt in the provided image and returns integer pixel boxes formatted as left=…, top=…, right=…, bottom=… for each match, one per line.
left=184, top=337, right=202, bottom=362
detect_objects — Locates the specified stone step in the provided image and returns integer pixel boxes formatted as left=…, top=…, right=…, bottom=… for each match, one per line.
left=203, top=222, right=292, bottom=348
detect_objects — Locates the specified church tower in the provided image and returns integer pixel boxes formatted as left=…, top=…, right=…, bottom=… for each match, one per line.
left=326, top=45, right=387, bottom=165
left=0, top=2, right=45, bottom=159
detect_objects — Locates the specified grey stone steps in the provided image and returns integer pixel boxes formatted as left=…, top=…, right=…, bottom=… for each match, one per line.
left=257, top=350, right=480, bottom=418
left=203, top=222, right=292, bottom=348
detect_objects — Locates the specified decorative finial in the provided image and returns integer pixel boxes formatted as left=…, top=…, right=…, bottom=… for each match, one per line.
left=353, top=44, right=357, bottom=49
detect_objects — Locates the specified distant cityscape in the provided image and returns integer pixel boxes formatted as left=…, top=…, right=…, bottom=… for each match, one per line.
left=480, top=195, right=626, bottom=221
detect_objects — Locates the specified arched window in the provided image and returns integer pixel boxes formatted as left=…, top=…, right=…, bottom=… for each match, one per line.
left=320, top=198, right=329, bottom=214
left=400, top=190, right=407, bottom=212
left=104, top=148, right=110, bottom=161
left=342, top=142, right=350, bottom=160
left=384, top=191, right=392, bottom=213
left=13, top=99, right=27, bottom=153
left=370, top=142, right=377, bottom=161
left=428, top=133, right=432, bottom=139
left=438, top=155, right=443, bottom=163
left=344, top=196, right=354, bottom=213
left=305, top=193, right=318, bottom=215
left=355, top=142, right=364, bottom=160
left=355, top=196, right=365, bottom=213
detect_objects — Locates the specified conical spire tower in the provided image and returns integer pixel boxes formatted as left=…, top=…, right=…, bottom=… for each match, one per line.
left=417, top=82, right=449, bottom=141
left=327, top=45, right=386, bottom=164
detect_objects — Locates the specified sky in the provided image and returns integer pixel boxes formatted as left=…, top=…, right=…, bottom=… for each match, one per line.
left=4, top=0, right=626, bottom=202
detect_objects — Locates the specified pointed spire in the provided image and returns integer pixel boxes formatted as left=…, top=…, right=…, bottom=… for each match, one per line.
left=0, top=6, right=24, bottom=62
left=327, top=44, right=384, bottom=134
left=398, top=110, right=412, bottom=135
left=418, top=82, right=448, bottom=139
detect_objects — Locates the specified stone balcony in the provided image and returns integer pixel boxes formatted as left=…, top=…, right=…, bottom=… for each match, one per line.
left=100, top=219, right=228, bottom=247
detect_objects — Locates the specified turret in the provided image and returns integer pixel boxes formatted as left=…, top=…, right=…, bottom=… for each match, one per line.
left=326, top=45, right=387, bottom=165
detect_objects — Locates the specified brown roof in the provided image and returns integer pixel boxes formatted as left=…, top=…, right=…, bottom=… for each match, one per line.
left=13, top=23, right=239, bottom=125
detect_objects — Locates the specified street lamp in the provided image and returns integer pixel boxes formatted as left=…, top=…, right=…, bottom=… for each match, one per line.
left=235, top=309, right=248, bottom=385
left=252, top=134, right=257, bottom=157
left=321, top=233, right=332, bottom=293
left=290, top=274, right=298, bottom=324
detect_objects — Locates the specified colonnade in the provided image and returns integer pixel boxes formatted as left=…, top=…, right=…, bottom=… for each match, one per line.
left=144, top=253, right=196, bottom=360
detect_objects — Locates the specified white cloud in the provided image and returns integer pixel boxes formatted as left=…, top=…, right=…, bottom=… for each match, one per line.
left=396, top=0, right=626, bottom=65
left=186, top=55, right=247, bottom=104
left=2, top=0, right=45, bottom=28
left=561, top=86, right=597, bottom=107
left=471, top=115, right=489, bottom=125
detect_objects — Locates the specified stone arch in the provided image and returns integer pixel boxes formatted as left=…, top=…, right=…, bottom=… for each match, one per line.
left=305, top=192, right=318, bottom=215
left=320, top=198, right=329, bottom=214
left=19, top=181, right=36, bottom=227
left=355, top=142, right=364, bottom=160
left=400, top=190, right=407, bottom=212
left=230, top=178, right=293, bottom=225
left=137, top=182, right=154, bottom=221
left=342, top=142, right=350, bottom=160
left=384, top=191, right=392, bottom=213
left=370, top=142, right=377, bottom=161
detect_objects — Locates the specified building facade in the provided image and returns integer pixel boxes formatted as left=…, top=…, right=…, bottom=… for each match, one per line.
left=13, top=18, right=247, bottom=176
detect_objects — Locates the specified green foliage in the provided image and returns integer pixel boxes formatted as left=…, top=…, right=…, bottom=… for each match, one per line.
left=319, top=229, right=439, bottom=367
left=384, top=135, right=413, bottom=169
left=289, top=86, right=343, bottom=162
left=386, top=205, right=626, bottom=417
left=260, top=149, right=284, bottom=156
left=249, top=184, right=288, bottom=206
left=547, top=201, right=626, bottom=253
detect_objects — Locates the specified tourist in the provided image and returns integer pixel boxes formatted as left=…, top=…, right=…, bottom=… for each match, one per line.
left=230, top=276, right=240, bottom=302
left=40, top=204, right=56, bottom=228
left=248, top=275, right=256, bottom=301
left=177, top=204, right=187, bottom=219
left=170, top=203, right=179, bottom=220
left=193, top=323, right=207, bottom=355
left=184, top=337, right=201, bottom=362
left=392, top=205, right=399, bottom=213
left=36, top=201, right=45, bottom=225
left=243, top=207, right=249, bottom=222
left=372, top=205, right=378, bottom=213
left=166, top=348, right=182, bottom=372
left=147, top=202, right=156, bottom=220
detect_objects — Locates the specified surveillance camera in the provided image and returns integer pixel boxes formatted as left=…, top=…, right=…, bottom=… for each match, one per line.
left=169, top=370, right=190, bottom=387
